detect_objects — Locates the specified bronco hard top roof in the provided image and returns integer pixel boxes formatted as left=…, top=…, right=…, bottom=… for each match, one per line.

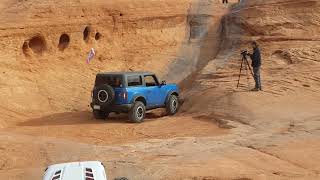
left=97, top=72, right=155, bottom=76
left=43, top=161, right=107, bottom=180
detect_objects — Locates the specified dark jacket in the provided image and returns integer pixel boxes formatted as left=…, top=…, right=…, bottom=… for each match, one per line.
left=250, top=47, right=261, bottom=67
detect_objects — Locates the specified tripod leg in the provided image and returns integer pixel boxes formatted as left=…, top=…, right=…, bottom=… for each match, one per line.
left=245, top=60, right=250, bottom=90
left=244, top=57, right=254, bottom=78
left=237, top=58, right=244, bottom=88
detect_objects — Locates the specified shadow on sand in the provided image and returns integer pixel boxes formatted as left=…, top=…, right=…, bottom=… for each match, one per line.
left=18, top=111, right=165, bottom=127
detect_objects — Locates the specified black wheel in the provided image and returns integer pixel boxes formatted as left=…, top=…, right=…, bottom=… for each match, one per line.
left=128, top=101, right=146, bottom=123
left=166, top=95, right=179, bottom=115
left=93, top=110, right=109, bottom=120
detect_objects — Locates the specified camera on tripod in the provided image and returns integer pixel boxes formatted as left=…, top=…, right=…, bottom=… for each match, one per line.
left=241, top=49, right=249, bottom=57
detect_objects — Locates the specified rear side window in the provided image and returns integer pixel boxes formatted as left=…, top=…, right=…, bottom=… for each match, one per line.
left=144, top=75, right=158, bottom=87
left=127, top=75, right=142, bottom=86
left=95, top=75, right=123, bottom=87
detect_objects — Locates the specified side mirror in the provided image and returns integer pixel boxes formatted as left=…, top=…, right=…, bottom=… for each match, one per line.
left=161, top=80, right=167, bottom=86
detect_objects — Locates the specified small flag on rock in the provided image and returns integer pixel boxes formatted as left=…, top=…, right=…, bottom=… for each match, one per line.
left=87, top=48, right=95, bottom=63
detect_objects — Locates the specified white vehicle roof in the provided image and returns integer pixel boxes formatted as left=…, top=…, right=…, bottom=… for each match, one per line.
left=43, top=161, right=107, bottom=180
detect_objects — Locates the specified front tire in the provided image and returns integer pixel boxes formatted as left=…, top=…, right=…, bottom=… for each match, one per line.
left=129, top=101, right=146, bottom=123
left=93, top=110, right=109, bottom=120
left=166, top=95, right=179, bottom=115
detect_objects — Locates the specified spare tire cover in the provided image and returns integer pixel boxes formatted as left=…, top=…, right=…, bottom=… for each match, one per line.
left=93, top=84, right=115, bottom=106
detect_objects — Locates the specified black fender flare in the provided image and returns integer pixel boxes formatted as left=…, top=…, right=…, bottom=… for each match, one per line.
left=131, top=95, right=147, bottom=106
left=165, top=91, right=179, bottom=105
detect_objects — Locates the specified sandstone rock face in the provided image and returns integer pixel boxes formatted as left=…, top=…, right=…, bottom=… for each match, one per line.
left=0, top=0, right=235, bottom=123
left=226, top=0, right=320, bottom=41
left=179, top=1, right=320, bottom=178
left=0, top=0, right=221, bottom=123
left=0, top=0, right=318, bottom=126
left=184, top=0, right=320, bottom=115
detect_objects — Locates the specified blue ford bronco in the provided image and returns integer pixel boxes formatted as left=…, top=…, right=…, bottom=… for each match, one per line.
left=90, top=72, right=179, bottom=123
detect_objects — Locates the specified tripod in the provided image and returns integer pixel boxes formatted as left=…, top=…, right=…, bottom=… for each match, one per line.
left=237, top=54, right=254, bottom=89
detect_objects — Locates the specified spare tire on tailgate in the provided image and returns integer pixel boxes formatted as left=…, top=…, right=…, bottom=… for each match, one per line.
left=93, top=84, right=115, bottom=106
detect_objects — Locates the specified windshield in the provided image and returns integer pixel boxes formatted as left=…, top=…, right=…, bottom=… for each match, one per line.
left=95, top=75, right=123, bottom=87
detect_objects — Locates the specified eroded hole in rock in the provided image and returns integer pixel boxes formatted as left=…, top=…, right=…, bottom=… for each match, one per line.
left=29, top=35, right=47, bottom=54
left=58, top=34, right=70, bottom=51
left=83, top=26, right=91, bottom=42
left=95, top=32, right=101, bottom=40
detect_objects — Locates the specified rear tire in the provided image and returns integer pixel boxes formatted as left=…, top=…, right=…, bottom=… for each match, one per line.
left=93, top=110, right=109, bottom=120
left=166, top=95, right=179, bottom=115
left=128, top=101, right=146, bottom=123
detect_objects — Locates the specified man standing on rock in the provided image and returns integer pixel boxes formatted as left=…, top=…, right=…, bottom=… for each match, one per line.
left=248, top=41, right=262, bottom=91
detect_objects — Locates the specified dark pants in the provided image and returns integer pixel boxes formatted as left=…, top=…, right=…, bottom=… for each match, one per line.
left=253, top=67, right=261, bottom=89
left=223, top=0, right=228, bottom=3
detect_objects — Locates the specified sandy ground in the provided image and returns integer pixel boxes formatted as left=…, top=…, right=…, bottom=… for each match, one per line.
left=0, top=0, right=320, bottom=179
left=6, top=111, right=227, bottom=146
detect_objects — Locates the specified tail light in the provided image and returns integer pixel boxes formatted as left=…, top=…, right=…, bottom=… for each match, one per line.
left=120, top=91, right=127, bottom=100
